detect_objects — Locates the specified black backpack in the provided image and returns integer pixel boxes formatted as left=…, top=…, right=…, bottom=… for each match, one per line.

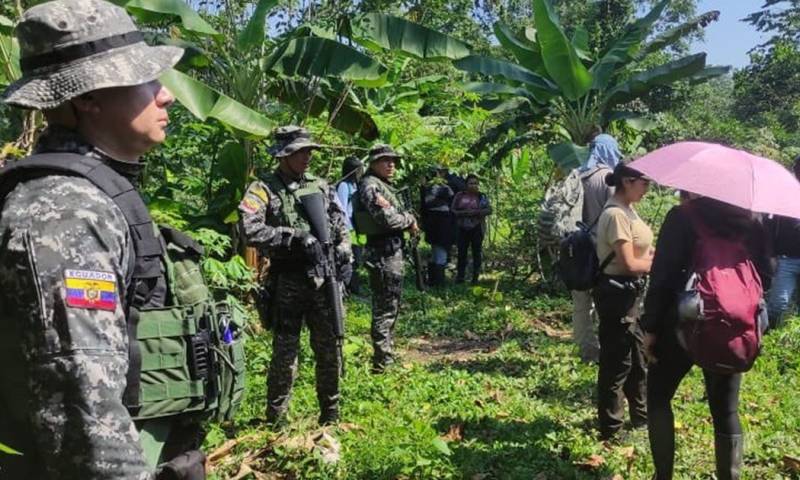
left=557, top=207, right=616, bottom=291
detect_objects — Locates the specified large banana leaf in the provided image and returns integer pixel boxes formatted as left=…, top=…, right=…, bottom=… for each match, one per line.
left=236, top=0, right=279, bottom=51
left=478, top=97, right=532, bottom=114
left=590, top=0, right=669, bottom=90
left=113, top=0, right=218, bottom=36
left=0, top=15, right=13, bottom=35
left=266, top=79, right=379, bottom=139
left=160, top=69, right=274, bottom=137
left=603, top=53, right=707, bottom=108
left=486, top=132, right=540, bottom=170
left=493, top=22, right=545, bottom=74
left=464, top=112, right=542, bottom=160
left=532, top=0, right=592, bottom=101
left=635, top=11, right=721, bottom=61
left=0, top=17, right=20, bottom=86
left=548, top=142, right=590, bottom=171
left=571, top=26, right=592, bottom=62
left=265, top=37, right=387, bottom=85
left=688, top=65, right=730, bottom=85
left=353, top=13, right=470, bottom=60
left=463, top=81, right=533, bottom=98
left=453, top=55, right=557, bottom=102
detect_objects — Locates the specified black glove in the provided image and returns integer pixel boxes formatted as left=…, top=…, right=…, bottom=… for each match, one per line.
left=156, top=450, right=206, bottom=480
left=338, top=262, right=353, bottom=284
left=297, top=231, right=325, bottom=266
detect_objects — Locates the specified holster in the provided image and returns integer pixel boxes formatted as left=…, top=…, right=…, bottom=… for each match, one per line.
left=366, top=234, right=404, bottom=256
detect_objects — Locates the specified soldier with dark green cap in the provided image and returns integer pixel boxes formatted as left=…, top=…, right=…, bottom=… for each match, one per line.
left=354, top=144, right=418, bottom=372
left=0, top=0, right=208, bottom=478
left=239, top=126, right=351, bottom=426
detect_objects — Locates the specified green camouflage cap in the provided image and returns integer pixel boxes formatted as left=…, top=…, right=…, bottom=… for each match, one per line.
left=368, top=143, right=401, bottom=163
left=2, top=0, right=183, bottom=109
left=269, top=126, right=321, bottom=158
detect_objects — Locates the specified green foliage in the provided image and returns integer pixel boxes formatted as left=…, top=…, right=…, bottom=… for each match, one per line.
left=454, top=0, right=723, bottom=172
left=744, top=0, right=800, bottom=51
left=204, top=269, right=800, bottom=479
left=0, top=441, right=22, bottom=455
left=352, top=13, right=472, bottom=61
left=734, top=40, right=800, bottom=133
left=160, top=69, right=275, bottom=137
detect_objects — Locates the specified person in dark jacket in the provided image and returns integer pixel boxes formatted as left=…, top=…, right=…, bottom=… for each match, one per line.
left=642, top=197, right=772, bottom=480
left=421, top=166, right=456, bottom=286
left=765, top=156, right=800, bottom=328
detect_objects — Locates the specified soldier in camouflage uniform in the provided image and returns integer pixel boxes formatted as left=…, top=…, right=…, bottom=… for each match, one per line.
left=239, top=126, right=351, bottom=426
left=356, top=144, right=418, bottom=372
left=0, top=1, right=205, bottom=478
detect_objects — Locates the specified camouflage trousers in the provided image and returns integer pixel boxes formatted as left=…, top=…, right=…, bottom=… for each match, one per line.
left=365, top=246, right=405, bottom=370
left=267, top=271, right=341, bottom=423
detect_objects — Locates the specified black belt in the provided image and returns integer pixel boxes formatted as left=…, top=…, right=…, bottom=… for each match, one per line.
left=269, top=258, right=308, bottom=273
left=366, top=233, right=403, bottom=247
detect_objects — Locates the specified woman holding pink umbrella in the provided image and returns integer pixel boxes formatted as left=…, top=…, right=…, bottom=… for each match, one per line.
left=629, top=142, right=780, bottom=480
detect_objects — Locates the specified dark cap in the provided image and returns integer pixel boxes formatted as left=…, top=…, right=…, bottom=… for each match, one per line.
left=605, top=163, right=651, bottom=187
left=268, top=126, right=321, bottom=158
left=368, top=143, right=401, bottom=163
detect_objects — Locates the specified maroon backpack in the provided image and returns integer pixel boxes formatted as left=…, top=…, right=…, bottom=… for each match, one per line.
left=677, top=208, right=764, bottom=374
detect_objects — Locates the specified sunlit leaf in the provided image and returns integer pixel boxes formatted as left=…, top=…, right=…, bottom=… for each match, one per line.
left=160, top=68, right=274, bottom=137
left=353, top=13, right=471, bottom=60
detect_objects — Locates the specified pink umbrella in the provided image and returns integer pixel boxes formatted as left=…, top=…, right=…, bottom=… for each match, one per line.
left=628, top=142, right=800, bottom=219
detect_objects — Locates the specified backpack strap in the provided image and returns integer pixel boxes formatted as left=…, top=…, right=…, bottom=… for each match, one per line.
left=594, top=204, right=624, bottom=275
left=0, top=152, right=163, bottom=409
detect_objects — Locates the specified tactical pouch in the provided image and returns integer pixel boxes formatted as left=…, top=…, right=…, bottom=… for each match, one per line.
left=213, top=300, right=246, bottom=422
left=129, top=228, right=246, bottom=422
left=133, top=303, right=212, bottom=419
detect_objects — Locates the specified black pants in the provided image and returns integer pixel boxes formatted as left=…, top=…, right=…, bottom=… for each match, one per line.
left=592, top=277, right=648, bottom=438
left=648, top=330, right=742, bottom=479
left=456, top=226, right=483, bottom=281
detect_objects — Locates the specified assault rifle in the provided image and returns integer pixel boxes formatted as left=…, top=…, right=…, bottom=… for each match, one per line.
left=299, top=192, right=346, bottom=377
left=397, top=186, right=426, bottom=292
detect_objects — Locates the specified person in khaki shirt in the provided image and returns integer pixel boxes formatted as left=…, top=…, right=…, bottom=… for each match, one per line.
left=592, top=163, right=654, bottom=441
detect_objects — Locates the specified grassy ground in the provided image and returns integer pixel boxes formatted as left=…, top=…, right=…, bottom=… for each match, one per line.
left=205, top=271, right=800, bottom=479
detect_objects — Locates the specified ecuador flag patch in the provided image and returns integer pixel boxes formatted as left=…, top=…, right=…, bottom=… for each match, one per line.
left=64, top=269, right=118, bottom=311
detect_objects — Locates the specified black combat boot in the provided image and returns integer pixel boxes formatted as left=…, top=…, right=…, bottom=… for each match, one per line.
left=714, top=434, right=743, bottom=480
left=319, top=406, right=339, bottom=426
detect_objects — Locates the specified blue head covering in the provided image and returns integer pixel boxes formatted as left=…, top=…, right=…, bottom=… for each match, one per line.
left=582, top=133, right=622, bottom=171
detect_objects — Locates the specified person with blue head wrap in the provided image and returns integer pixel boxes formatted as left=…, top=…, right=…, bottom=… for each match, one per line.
left=582, top=133, right=623, bottom=171
left=570, top=132, right=621, bottom=364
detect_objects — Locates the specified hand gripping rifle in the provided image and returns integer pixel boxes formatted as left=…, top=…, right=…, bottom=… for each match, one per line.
left=299, top=192, right=346, bottom=377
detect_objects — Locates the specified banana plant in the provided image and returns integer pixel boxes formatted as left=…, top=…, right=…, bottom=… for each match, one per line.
left=455, top=0, right=728, bottom=171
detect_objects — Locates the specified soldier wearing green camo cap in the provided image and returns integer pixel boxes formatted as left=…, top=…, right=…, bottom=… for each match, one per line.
left=354, top=143, right=419, bottom=372
left=239, top=125, right=351, bottom=426
left=0, top=0, right=207, bottom=478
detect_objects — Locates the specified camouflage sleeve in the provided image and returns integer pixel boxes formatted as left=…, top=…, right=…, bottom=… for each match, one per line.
left=0, top=176, right=152, bottom=479
left=359, top=181, right=415, bottom=231
left=239, top=180, right=300, bottom=256
left=327, top=184, right=352, bottom=264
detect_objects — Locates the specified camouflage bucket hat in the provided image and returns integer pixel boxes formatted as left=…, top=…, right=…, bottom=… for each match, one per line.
left=2, top=0, right=184, bottom=109
left=269, top=126, right=321, bottom=158
left=368, top=144, right=401, bottom=163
